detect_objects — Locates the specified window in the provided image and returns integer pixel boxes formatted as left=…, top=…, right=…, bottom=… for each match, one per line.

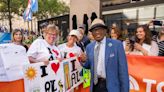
left=131, top=0, right=144, bottom=3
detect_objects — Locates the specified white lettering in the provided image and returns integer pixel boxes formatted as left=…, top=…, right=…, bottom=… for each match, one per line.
left=157, top=82, right=164, bottom=92
left=143, top=79, right=156, bottom=92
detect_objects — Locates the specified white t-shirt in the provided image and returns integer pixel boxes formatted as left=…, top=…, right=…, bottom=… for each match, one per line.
left=58, top=43, right=82, bottom=59
left=27, top=39, right=61, bottom=62
left=123, top=41, right=159, bottom=56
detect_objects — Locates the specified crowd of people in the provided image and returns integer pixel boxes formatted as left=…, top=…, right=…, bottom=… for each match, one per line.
left=5, top=19, right=164, bottom=57
left=0, top=26, right=8, bottom=32
left=109, top=23, right=164, bottom=56
left=1, top=18, right=164, bottom=92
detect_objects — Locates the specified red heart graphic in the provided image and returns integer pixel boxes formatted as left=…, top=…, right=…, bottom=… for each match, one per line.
left=51, top=63, right=60, bottom=74
left=69, top=53, right=75, bottom=57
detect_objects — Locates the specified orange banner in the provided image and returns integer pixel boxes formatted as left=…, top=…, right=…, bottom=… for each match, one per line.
left=0, top=79, right=24, bottom=92
left=0, top=55, right=164, bottom=92
left=75, top=55, right=164, bottom=92
left=127, top=55, right=164, bottom=92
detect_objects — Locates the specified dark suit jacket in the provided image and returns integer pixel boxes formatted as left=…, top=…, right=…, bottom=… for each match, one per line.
left=83, top=38, right=129, bottom=92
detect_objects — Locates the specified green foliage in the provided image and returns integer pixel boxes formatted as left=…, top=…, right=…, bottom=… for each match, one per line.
left=36, top=0, right=69, bottom=19
left=0, top=0, right=25, bottom=19
left=0, top=0, right=69, bottom=20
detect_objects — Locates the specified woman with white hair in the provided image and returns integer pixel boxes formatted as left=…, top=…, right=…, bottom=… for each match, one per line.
left=27, top=24, right=61, bottom=65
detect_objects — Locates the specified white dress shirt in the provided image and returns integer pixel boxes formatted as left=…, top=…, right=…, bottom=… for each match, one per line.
left=123, top=41, right=159, bottom=56
left=95, top=37, right=106, bottom=78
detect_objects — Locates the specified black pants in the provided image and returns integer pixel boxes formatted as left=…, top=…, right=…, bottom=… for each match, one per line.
left=93, top=78, right=108, bottom=92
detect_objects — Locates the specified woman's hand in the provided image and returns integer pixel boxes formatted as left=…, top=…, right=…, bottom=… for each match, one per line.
left=44, top=60, right=50, bottom=65
left=134, top=43, right=148, bottom=56
left=134, top=43, right=143, bottom=51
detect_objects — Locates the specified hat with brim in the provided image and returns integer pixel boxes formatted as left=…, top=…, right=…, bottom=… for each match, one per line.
left=89, top=18, right=108, bottom=32
left=69, top=30, right=81, bottom=40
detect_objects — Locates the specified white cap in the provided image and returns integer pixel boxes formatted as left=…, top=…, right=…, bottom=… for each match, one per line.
left=69, top=30, right=80, bottom=40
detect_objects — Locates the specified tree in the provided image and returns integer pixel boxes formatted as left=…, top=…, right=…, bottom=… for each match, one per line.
left=0, top=0, right=69, bottom=32
left=0, top=0, right=25, bottom=32
left=35, top=0, right=69, bottom=19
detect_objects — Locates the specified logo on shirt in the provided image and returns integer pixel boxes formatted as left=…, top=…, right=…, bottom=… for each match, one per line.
left=47, top=47, right=59, bottom=61
left=63, top=52, right=76, bottom=58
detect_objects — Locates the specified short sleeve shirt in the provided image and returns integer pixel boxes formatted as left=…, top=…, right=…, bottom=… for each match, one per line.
left=27, top=39, right=61, bottom=62
left=58, top=43, right=82, bottom=59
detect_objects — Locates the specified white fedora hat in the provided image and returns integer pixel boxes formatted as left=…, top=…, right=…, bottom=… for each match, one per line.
left=89, top=18, right=107, bottom=32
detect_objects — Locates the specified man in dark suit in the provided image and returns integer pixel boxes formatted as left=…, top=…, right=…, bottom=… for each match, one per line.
left=80, top=18, right=129, bottom=92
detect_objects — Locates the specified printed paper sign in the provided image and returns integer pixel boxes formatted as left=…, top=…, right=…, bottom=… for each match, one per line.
left=23, top=57, right=83, bottom=92
left=0, top=43, right=29, bottom=81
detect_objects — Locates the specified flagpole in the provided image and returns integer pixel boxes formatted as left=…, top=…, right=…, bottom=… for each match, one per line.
left=27, top=21, right=30, bottom=35
left=31, top=19, right=33, bottom=33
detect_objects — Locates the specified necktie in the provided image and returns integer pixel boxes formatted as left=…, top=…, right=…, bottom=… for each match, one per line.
left=94, top=42, right=101, bottom=85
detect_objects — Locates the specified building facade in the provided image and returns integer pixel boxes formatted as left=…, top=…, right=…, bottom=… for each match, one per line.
left=100, top=0, right=164, bottom=33
left=70, top=0, right=100, bottom=30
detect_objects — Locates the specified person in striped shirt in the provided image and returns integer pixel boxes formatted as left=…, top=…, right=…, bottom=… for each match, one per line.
left=152, top=27, right=164, bottom=56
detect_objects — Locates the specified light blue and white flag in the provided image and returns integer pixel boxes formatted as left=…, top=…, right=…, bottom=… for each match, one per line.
left=23, top=7, right=32, bottom=21
left=23, top=0, right=38, bottom=21
left=31, top=0, right=38, bottom=12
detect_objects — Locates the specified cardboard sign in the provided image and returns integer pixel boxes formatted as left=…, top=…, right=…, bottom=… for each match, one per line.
left=0, top=43, right=29, bottom=81
left=23, top=57, right=83, bottom=92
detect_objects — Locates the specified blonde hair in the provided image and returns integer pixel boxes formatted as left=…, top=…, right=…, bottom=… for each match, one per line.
left=44, top=24, right=59, bottom=34
left=11, top=29, right=24, bottom=43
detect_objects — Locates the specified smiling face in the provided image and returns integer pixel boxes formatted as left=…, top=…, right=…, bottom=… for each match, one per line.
left=136, top=27, right=146, bottom=41
left=135, top=25, right=152, bottom=45
left=110, top=29, right=118, bottom=39
left=92, top=28, right=106, bottom=42
left=13, top=31, right=23, bottom=43
left=44, top=25, right=58, bottom=45
left=67, top=35, right=78, bottom=45
left=45, top=31, right=57, bottom=45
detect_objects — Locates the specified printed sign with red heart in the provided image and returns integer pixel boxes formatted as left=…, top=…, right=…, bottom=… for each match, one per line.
left=51, top=63, right=60, bottom=74
left=69, top=53, right=75, bottom=57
